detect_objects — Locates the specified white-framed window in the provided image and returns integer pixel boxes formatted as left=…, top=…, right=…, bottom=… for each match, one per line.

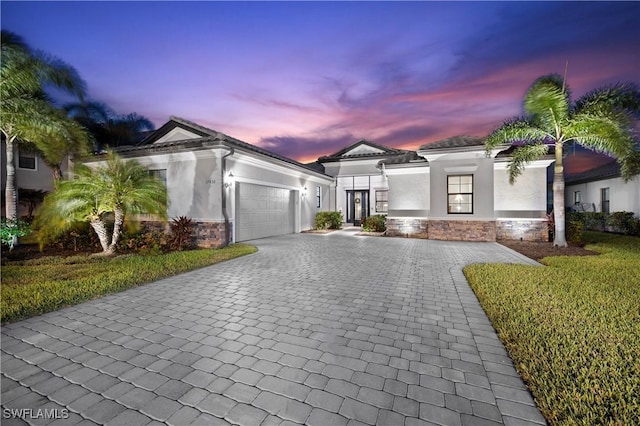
left=375, top=190, right=388, bottom=213
left=316, top=186, right=321, bottom=208
left=574, top=191, right=581, bottom=205
left=149, top=169, right=167, bottom=185
left=18, top=151, right=37, bottom=170
left=447, top=175, right=473, bottom=214
left=601, top=187, right=610, bottom=213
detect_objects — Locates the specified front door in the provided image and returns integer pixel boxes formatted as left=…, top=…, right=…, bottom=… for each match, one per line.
left=346, top=190, right=369, bottom=226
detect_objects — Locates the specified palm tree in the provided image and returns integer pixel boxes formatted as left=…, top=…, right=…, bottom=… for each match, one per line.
left=36, top=151, right=168, bottom=255
left=1, top=30, right=89, bottom=220
left=486, top=75, right=640, bottom=247
left=65, top=101, right=154, bottom=150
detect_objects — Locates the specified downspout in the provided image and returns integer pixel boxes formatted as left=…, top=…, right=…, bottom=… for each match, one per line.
left=221, top=145, right=235, bottom=247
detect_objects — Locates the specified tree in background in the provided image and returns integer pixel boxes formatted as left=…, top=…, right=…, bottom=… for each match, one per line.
left=36, top=151, right=168, bottom=255
left=65, top=101, right=154, bottom=151
left=485, top=75, right=640, bottom=247
left=1, top=30, right=90, bottom=222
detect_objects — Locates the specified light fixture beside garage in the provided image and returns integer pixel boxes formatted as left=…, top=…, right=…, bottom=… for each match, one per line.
left=224, top=171, right=234, bottom=189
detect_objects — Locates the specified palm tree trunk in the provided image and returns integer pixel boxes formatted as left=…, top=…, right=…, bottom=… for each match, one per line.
left=89, top=218, right=110, bottom=253
left=553, top=143, right=568, bottom=247
left=5, top=137, right=18, bottom=220
left=107, top=206, right=124, bottom=254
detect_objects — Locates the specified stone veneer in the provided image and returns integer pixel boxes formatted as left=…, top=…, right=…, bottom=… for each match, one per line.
left=496, top=219, right=548, bottom=242
left=385, top=218, right=429, bottom=238
left=141, top=220, right=230, bottom=248
left=428, top=220, right=496, bottom=242
left=386, top=217, right=547, bottom=242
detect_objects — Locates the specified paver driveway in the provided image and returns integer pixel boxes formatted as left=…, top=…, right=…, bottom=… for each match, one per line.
left=1, top=232, right=547, bottom=426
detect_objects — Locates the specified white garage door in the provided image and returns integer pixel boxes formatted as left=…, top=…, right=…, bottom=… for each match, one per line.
left=236, top=183, right=295, bottom=241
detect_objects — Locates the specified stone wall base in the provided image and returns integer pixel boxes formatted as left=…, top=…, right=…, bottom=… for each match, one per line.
left=140, top=220, right=230, bottom=248
left=496, top=220, right=548, bottom=242
left=386, top=217, right=549, bottom=242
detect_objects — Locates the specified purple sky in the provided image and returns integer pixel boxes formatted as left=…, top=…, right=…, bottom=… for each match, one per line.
left=3, top=1, right=639, bottom=171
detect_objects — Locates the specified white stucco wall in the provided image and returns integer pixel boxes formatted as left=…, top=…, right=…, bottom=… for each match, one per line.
left=386, top=169, right=430, bottom=216
left=566, top=175, right=640, bottom=216
left=494, top=161, right=550, bottom=218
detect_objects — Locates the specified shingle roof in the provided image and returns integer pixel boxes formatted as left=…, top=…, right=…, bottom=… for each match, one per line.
left=566, top=161, right=621, bottom=185
left=378, top=151, right=425, bottom=166
left=318, top=139, right=408, bottom=161
left=109, top=116, right=331, bottom=177
left=418, top=135, right=485, bottom=151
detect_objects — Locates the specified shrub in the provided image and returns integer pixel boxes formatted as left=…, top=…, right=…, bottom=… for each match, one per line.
left=169, top=216, right=195, bottom=251
left=1, top=218, right=32, bottom=251
left=566, top=212, right=584, bottom=242
left=315, top=211, right=343, bottom=230
left=362, top=215, right=386, bottom=232
left=582, top=212, right=607, bottom=231
left=607, top=211, right=635, bottom=234
left=46, top=222, right=101, bottom=252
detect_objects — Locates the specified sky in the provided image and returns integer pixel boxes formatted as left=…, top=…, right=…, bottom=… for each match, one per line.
left=2, top=1, right=639, bottom=172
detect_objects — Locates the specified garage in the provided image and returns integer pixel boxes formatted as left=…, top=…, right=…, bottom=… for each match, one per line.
left=236, top=183, right=295, bottom=242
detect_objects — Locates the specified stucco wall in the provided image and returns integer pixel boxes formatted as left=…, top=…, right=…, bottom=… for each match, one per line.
left=494, top=163, right=549, bottom=218
left=387, top=171, right=429, bottom=216
left=565, top=175, right=640, bottom=216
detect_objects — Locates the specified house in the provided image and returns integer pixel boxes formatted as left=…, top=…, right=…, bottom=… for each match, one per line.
left=381, top=136, right=553, bottom=241
left=565, top=161, right=640, bottom=216
left=84, top=117, right=334, bottom=247
left=316, top=141, right=409, bottom=225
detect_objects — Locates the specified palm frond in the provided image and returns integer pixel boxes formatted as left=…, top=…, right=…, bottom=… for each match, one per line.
left=524, top=74, right=570, bottom=133
left=485, top=118, right=550, bottom=153
left=506, top=143, right=549, bottom=184
left=567, top=111, right=636, bottom=159
left=575, top=82, right=640, bottom=118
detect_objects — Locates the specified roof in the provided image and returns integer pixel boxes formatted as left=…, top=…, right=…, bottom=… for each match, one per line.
left=97, top=116, right=331, bottom=177
left=418, top=135, right=485, bottom=151
left=377, top=151, right=426, bottom=167
left=318, top=139, right=408, bottom=162
left=566, top=161, right=621, bottom=185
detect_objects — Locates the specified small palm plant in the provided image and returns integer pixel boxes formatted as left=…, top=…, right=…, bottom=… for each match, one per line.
left=36, top=152, right=168, bottom=255
left=485, top=75, right=640, bottom=247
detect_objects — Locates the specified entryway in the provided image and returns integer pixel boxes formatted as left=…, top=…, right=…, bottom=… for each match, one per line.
left=346, top=190, right=369, bottom=226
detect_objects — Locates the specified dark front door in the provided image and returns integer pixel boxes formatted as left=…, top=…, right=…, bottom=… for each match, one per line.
left=346, top=190, right=369, bottom=226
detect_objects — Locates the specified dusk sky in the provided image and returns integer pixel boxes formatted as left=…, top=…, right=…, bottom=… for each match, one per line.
left=2, top=1, right=639, bottom=171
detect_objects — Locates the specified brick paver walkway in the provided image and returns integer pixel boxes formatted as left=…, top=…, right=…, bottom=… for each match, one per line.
left=1, top=232, right=547, bottom=425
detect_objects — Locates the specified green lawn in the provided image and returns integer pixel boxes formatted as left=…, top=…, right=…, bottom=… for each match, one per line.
left=464, top=232, right=640, bottom=425
left=1, top=244, right=257, bottom=323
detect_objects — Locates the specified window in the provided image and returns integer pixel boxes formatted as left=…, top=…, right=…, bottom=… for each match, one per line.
left=375, top=190, right=388, bottom=213
left=18, top=151, right=36, bottom=170
left=316, top=186, right=321, bottom=208
left=574, top=191, right=581, bottom=205
left=447, top=175, right=473, bottom=214
left=149, top=169, right=167, bottom=186
left=601, top=187, right=610, bottom=213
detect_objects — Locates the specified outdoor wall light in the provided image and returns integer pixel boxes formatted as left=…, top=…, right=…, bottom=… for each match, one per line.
left=224, top=172, right=234, bottom=188
left=301, top=186, right=308, bottom=197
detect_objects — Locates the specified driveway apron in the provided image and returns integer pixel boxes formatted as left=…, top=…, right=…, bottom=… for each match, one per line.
left=1, top=232, right=546, bottom=426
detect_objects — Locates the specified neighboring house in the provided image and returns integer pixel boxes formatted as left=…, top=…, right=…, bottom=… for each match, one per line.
left=84, top=117, right=334, bottom=247
left=317, top=141, right=408, bottom=225
left=0, top=141, right=71, bottom=218
left=380, top=136, right=553, bottom=242
left=565, top=161, right=640, bottom=216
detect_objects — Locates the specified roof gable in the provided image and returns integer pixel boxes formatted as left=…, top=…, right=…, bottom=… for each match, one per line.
left=319, top=139, right=407, bottom=162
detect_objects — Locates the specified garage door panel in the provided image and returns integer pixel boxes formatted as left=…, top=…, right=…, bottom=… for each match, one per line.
left=236, top=183, right=294, bottom=241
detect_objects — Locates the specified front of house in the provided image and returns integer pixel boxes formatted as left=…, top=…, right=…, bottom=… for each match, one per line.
left=81, top=117, right=558, bottom=246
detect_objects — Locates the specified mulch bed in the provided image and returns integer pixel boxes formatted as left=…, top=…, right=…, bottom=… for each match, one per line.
left=498, top=239, right=598, bottom=262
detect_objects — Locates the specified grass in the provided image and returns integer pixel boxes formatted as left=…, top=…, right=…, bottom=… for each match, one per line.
left=1, top=244, right=257, bottom=323
left=464, top=232, right=640, bottom=425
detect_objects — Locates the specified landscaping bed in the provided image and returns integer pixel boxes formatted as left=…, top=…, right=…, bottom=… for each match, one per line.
left=464, top=232, right=640, bottom=425
left=498, top=239, right=598, bottom=262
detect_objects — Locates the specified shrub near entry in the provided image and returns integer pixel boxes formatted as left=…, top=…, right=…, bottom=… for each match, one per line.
left=362, top=215, right=386, bottom=232
left=315, top=211, right=343, bottom=230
